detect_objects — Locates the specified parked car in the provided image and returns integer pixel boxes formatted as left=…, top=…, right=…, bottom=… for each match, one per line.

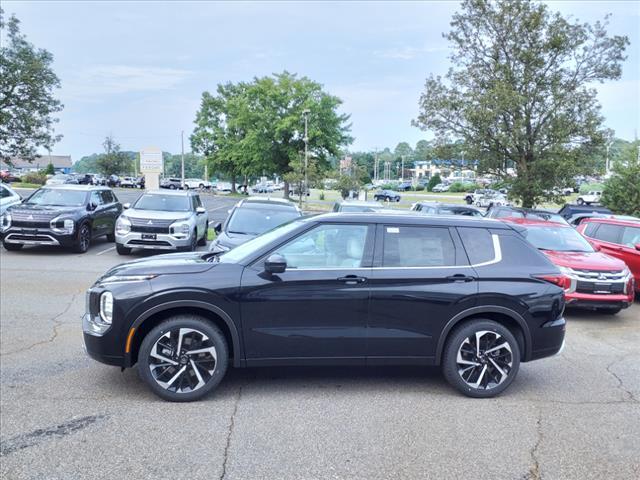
left=374, top=190, right=401, bottom=202
left=106, top=175, right=120, bottom=188
left=160, top=177, right=183, bottom=190
left=576, top=190, right=602, bottom=205
left=215, top=182, right=233, bottom=193
left=92, top=175, right=106, bottom=186
left=114, top=190, right=208, bottom=255
left=210, top=197, right=301, bottom=253
left=500, top=218, right=634, bottom=314
left=45, top=174, right=78, bottom=186
left=332, top=201, right=386, bottom=213
left=253, top=183, right=274, bottom=194
left=184, top=178, right=212, bottom=190
left=0, top=170, right=21, bottom=183
left=135, top=176, right=145, bottom=189
left=83, top=212, right=566, bottom=401
left=474, top=193, right=510, bottom=208
left=411, top=202, right=483, bottom=217
left=119, top=177, right=137, bottom=188
left=74, top=173, right=94, bottom=185
left=397, top=181, right=413, bottom=191
left=0, top=183, right=22, bottom=214
left=432, top=183, right=450, bottom=192
left=0, top=185, right=122, bottom=253
left=464, top=189, right=495, bottom=204
left=557, top=204, right=613, bottom=227
left=578, top=217, right=640, bottom=293
left=486, top=206, right=568, bottom=224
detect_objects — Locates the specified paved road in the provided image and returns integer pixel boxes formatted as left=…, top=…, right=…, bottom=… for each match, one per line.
left=1, top=241, right=639, bottom=479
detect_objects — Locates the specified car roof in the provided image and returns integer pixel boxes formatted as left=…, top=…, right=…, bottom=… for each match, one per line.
left=499, top=217, right=568, bottom=227
left=308, top=212, right=510, bottom=228
left=582, top=217, right=640, bottom=227
left=336, top=200, right=381, bottom=206
left=240, top=196, right=297, bottom=207
left=42, top=184, right=108, bottom=192
left=144, top=189, right=196, bottom=196
left=416, top=201, right=478, bottom=209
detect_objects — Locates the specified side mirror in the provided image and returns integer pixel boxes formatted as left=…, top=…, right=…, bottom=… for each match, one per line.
left=88, top=202, right=98, bottom=211
left=635, top=243, right=640, bottom=251
left=123, top=203, right=131, bottom=210
left=196, top=206, right=206, bottom=215
left=213, top=222, right=222, bottom=233
left=264, top=254, right=287, bottom=274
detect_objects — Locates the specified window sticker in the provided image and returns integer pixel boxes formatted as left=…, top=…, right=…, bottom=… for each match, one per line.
left=386, top=227, right=400, bottom=234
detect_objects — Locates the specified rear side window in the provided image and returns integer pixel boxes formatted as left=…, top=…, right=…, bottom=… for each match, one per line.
left=621, top=226, right=640, bottom=247
left=594, top=223, right=622, bottom=243
left=458, top=227, right=495, bottom=264
left=100, top=190, right=113, bottom=204
left=382, top=226, right=455, bottom=267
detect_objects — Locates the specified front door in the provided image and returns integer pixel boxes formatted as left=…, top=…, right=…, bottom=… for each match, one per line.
left=367, top=224, right=478, bottom=363
left=239, top=223, right=373, bottom=365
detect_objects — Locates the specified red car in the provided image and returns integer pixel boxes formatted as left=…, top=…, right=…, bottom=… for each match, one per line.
left=500, top=218, right=634, bottom=314
left=577, top=217, right=640, bottom=293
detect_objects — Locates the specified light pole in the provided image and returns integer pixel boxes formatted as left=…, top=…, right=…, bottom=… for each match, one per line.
left=302, top=109, right=310, bottom=203
left=181, top=130, right=185, bottom=188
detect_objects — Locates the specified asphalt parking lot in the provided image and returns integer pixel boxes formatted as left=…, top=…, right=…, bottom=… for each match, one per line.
left=1, top=198, right=639, bottom=479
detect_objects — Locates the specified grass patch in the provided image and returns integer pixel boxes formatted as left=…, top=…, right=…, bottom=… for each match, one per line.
left=9, top=182, right=41, bottom=189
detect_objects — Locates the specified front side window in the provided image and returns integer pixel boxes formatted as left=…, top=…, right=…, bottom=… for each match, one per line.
left=90, top=191, right=103, bottom=206
left=621, top=226, right=640, bottom=247
left=277, top=224, right=369, bottom=269
left=383, top=226, right=456, bottom=267
left=594, top=223, right=623, bottom=244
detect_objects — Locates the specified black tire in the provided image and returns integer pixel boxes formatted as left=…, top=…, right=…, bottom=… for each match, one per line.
left=138, top=315, right=229, bottom=402
left=116, top=243, right=131, bottom=255
left=73, top=223, right=91, bottom=253
left=199, top=184, right=204, bottom=189
left=180, top=230, right=198, bottom=252
left=169, top=184, right=176, bottom=190
left=442, top=319, right=520, bottom=398
left=577, top=198, right=584, bottom=205
left=106, top=230, right=116, bottom=242
left=3, top=242, right=23, bottom=251
left=465, top=197, right=472, bottom=205
left=395, top=197, right=401, bottom=202
left=596, top=307, right=622, bottom=315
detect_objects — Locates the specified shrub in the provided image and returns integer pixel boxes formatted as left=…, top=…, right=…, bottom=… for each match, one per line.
left=21, top=171, right=47, bottom=185
left=44, top=163, right=55, bottom=175
left=448, top=182, right=477, bottom=193
left=427, top=175, right=442, bottom=192
left=415, top=184, right=425, bottom=191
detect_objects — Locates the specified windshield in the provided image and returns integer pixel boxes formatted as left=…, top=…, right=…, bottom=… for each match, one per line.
left=523, top=225, right=594, bottom=252
left=340, top=205, right=380, bottom=213
left=226, top=206, right=300, bottom=235
left=219, top=219, right=304, bottom=264
left=25, top=188, right=87, bottom=207
left=134, top=194, right=191, bottom=212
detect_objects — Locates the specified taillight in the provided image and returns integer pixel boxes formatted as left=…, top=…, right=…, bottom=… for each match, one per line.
left=534, top=274, right=571, bottom=290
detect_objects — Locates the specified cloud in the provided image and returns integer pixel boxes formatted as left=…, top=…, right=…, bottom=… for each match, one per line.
left=61, top=65, right=193, bottom=100
left=374, top=45, right=448, bottom=60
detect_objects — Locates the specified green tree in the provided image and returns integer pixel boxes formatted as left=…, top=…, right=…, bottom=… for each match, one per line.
left=96, top=135, right=131, bottom=176
left=601, top=155, right=640, bottom=217
left=0, top=10, right=63, bottom=163
left=413, top=0, right=629, bottom=207
left=427, top=174, right=442, bottom=192
left=283, top=154, right=320, bottom=206
left=44, top=162, right=55, bottom=175
left=414, top=140, right=433, bottom=161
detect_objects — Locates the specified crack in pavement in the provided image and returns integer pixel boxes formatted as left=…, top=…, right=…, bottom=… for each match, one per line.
left=219, top=385, right=243, bottom=480
left=525, top=408, right=543, bottom=480
left=0, top=414, right=107, bottom=456
left=1, top=290, right=82, bottom=357
left=606, top=357, right=639, bottom=403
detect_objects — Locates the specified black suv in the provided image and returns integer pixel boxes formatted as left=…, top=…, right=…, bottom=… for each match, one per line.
left=1, top=185, right=122, bottom=253
left=84, top=213, right=565, bottom=401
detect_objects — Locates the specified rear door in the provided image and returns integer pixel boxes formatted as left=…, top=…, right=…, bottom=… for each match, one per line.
left=587, top=222, right=625, bottom=259
left=366, top=223, right=477, bottom=364
left=89, top=190, right=107, bottom=236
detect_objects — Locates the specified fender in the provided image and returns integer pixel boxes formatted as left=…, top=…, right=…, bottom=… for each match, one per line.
left=434, top=305, right=532, bottom=364
left=126, top=300, right=244, bottom=368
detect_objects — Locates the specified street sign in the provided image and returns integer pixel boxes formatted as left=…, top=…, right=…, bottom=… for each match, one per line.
left=140, top=147, right=163, bottom=173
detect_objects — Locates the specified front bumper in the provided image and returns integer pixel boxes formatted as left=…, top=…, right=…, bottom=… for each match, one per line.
left=1, top=227, right=77, bottom=247
left=116, top=230, right=193, bottom=250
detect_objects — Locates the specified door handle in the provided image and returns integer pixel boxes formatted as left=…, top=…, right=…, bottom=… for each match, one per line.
left=446, top=274, right=475, bottom=283
left=337, top=275, right=367, bottom=284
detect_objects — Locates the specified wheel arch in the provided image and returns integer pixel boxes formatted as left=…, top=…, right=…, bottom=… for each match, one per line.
left=125, top=300, right=243, bottom=368
left=435, top=306, right=532, bottom=365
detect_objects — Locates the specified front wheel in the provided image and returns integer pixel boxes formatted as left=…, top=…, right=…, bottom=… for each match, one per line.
left=442, top=319, right=520, bottom=398
left=73, top=223, right=91, bottom=253
left=116, top=243, right=131, bottom=255
left=138, top=316, right=229, bottom=402
left=577, top=198, right=584, bottom=205
left=169, top=184, right=176, bottom=190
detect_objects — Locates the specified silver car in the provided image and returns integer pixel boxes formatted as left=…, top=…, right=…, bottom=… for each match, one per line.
left=115, top=190, right=208, bottom=255
left=0, top=184, right=22, bottom=215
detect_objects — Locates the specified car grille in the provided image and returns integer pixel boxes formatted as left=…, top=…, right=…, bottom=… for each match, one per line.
left=572, top=269, right=627, bottom=295
left=571, top=270, right=627, bottom=281
left=11, top=210, right=56, bottom=228
left=129, top=218, right=173, bottom=234
left=576, top=281, right=625, bottom=294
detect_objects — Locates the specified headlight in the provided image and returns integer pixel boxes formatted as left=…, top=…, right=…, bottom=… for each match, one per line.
left=99, top=291, right=113, bottom=324
left=50, top=216, right=75, bottom=234
left=558, top=266, right=574, bottom=277
left=100, top=274, right=157, bottom=284
left=0, top=213, right=11, bottom=231
left=170, top=221, right=191, bottom=236
left=116, top=216, right=131, bottom=235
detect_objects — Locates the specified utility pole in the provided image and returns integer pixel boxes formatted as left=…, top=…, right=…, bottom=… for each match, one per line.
left=302, top=109, right=310, bottom=206
left=401, top=155, right=405, bottom=181
left=181, top=130, right=185, bottom=188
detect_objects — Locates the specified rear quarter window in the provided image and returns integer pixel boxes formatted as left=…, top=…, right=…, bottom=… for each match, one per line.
left=582, top=222, right=598, bottom=237
left=501, top=234, right=554, bottom=267
left=457, top=227, right=495, bottom=264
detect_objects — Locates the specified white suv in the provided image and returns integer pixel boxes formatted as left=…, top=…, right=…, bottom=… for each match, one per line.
left=576, top=191, right=602, bottom=205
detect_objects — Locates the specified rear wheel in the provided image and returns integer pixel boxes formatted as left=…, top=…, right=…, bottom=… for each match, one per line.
left=73, top=223, right=91, bottom=253
left=169, top=184, right=176, bottom=190
left=138, top=316, right=229, bottom=402
left=116, top=243, right=131, bottom=255
left=3, top=242, right=23, bottom=251
left=577, top=198, right=584, bottom=205
left=442, top=319, right=520, bottom=398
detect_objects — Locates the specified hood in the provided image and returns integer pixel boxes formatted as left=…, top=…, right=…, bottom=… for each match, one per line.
left=216, top=231, right=256, bottom=249
left=124, top=209, right=192, bottom=221
left=9, top=204, right=84, bottom=216
left=100, top=252, right=215, bottom=280
left=541, top=250, right=627, bottom=271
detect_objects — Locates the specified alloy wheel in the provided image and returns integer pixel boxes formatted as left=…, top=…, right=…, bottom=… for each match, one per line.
left=79, top=225, right=90, bottom=251
left=456, top=330, right=513, bottom=390
left=148, top=327, right=218, bottom=394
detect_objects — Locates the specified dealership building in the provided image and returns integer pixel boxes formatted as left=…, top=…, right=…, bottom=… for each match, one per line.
left=2, top=155, right=72, bottom=174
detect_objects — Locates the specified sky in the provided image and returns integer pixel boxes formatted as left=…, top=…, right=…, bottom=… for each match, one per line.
left=3, top=0, right=640, bottom=162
